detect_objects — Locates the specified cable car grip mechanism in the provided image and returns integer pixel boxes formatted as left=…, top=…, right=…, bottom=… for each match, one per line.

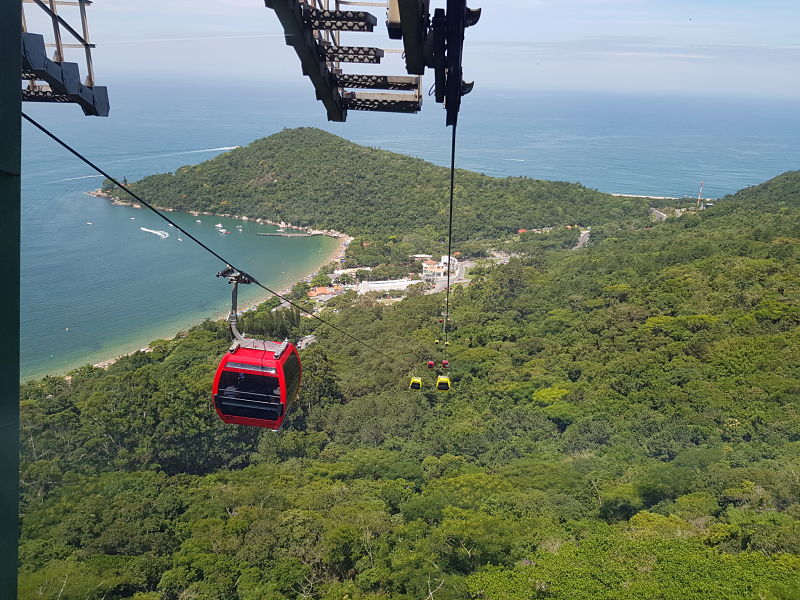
left=217, top=266, right=254, bottom=344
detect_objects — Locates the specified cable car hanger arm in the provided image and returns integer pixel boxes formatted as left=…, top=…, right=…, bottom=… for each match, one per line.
left=217, top=266, right=254, bottom=344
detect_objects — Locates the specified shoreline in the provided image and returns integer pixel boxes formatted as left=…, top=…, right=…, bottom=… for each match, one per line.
left=609, top=192, right=718, bottom=201
left=610, top=193, right=680, bottom=200
left=62, top=192, right=352, bottom=375
left=86, top=189, right=343, bottom=237
left=88, top=232, right=350, bottom=372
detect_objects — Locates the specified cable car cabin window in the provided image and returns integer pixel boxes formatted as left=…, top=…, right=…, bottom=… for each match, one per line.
left=216, top=370, right=282, bottom=421
left=283, top=352, right=301, bottom=407
left=218, top=370, right=280, bottom=402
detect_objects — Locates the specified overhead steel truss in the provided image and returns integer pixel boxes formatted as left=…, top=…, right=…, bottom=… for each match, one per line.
left=264, top=0, right=479, bottom=124
left=20, top=0, right=109, bottom=116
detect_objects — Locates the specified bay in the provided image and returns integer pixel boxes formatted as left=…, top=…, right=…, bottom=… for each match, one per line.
left=21, top=78, right=799, bottom=379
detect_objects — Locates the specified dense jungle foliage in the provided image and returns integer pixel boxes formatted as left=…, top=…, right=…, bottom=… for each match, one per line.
left=22, top=169, right=800, bottom=599
left=102, top=128, right=649, bottom=240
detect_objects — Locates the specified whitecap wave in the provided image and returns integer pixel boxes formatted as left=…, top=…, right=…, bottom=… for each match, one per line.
left=48, top=174, right=105, bottom=183
left=118, top=146, right=240, bottom=163
left=139, top=227, right=169, bottom=239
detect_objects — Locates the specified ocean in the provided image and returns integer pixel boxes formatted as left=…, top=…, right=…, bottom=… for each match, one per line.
left=21, top=78, right=800, bottom=379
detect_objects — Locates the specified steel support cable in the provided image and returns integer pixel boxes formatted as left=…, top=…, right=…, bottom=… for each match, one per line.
left=442, top=123, right=457, bottom=363
left=21, top=112, right=395, bottom=362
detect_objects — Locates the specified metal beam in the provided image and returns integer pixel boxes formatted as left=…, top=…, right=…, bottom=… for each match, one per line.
left=307, top=19, right=375, bottom=31
left=21, top=32, right=109, bottom=116
left=265, top=0, right=346, bottom=121
left=301, top=5, right=377, bottom=30
left=337, top=1, right=386, bottom=5
left=336, top=73, right=419, bottom=90
left=31, top=0, right=92, bottom=50
left=0, top=0, right=20, bottom=596
left=319, top=44, right=384, bottom=63
left=343, top=90, right=421, bottom=113
left=396, top=0, right=428, bottom=74
left=23, top=0, right=93, bottom=5
left=45, top=42, right=96, bottom=48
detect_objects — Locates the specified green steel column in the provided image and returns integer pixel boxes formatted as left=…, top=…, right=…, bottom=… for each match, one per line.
left=0, top=0, right=21, bottom=596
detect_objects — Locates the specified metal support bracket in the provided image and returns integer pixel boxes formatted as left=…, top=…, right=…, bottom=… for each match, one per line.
left=217, top=266, right=254, bottom=343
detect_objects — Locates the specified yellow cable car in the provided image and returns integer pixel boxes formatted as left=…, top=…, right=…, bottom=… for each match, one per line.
left=409, top=377, right=423, bottom=390
left=436, top=375, right=451, bottom=391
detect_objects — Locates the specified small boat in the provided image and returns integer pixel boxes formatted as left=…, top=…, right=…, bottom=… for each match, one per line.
left=214, top=223, right=223, bottom=228
left=196, top=219, right=202, bottom=223
left=140, top=227, right=169, bottom=239
left=178, top=238, right=183, bottom=242
left=86, top=221, right=93, bottom=225
left=276, top=228, right=285, bottom=232
left=219, top=229, right=230, bottom=234
left=130, top=217, right=136, bottom=220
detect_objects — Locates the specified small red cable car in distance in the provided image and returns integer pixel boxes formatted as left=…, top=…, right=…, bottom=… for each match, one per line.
left=212, top=338, right=301, bottom=430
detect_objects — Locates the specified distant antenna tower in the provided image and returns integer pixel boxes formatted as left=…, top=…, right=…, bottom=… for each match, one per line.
left=696, top=180, right=705, bottom=208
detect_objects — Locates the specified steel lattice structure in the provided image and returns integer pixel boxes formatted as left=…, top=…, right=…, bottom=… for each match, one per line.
left=265, top=0, right=480, bottom=124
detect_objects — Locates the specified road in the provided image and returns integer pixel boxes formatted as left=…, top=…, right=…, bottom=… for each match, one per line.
left=427, top=260, right=470, bottom=294
left=297, top=335, right=317, bottom=350
left=572, top=230, right=591, bottom=250
left=650, top=208, right=668, bottom=222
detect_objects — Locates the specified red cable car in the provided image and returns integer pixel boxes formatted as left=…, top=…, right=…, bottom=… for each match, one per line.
left=212, top=338, right=301, bottom=430
left=211, top=266, right=302, bottom=430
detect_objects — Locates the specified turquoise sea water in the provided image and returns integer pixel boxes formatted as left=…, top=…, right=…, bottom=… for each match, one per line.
left=21, top=78, right=799, bottom=379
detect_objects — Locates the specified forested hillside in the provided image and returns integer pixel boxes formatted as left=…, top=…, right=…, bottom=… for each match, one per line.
left=20, top=171, right=800, bottom=599
left=103, top=127, right=650, bottom=239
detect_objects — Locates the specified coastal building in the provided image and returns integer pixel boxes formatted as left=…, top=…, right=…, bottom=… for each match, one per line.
left=439, top=255, right=457, bottom=273
left=423, top=260, right=448, bottom=281
left=410, top=254, right=433, bottom=261
left=421, top=260, right=438, bottom=280
left=333, top=266, right=371, bottom=276
left=519, top=226, right=555, bottom=234
left=307, top=286, right=344, bottom=302
left=356, top=278, right=418, bottom=295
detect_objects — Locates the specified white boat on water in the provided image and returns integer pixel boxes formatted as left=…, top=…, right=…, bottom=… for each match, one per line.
left=196, top=219, right=202, bottom=223
left=214, top=223, right=223, bottom=228
left=130, top=217, right=136, bottom=220
left=140, top=227, right=169, bottom=239
left=219, top=228, right=230, bottom=234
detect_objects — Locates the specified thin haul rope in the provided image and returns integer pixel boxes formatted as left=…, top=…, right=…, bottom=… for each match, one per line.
left=21, top=112, right=394, bottom=361
left=442, top=123, right=457, bottom=362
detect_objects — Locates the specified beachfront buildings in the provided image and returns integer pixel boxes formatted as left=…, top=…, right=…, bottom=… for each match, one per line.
left=422, top=256, right=458, bottom=281
left=440, top=255, right=457, bottom=272
left=307, top=286, right=344, bottom=302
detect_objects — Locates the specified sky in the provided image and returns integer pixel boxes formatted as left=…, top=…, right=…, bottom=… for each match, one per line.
left=23, top=0, right=800, bottom=99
